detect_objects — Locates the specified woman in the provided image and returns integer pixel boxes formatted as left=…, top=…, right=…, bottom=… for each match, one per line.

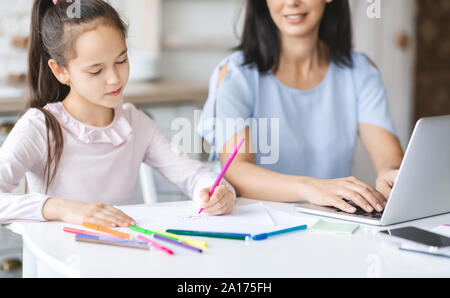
left=197, top=0, right=404, bottom=214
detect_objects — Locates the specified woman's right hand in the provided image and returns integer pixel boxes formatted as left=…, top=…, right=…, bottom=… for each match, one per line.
left=42, top=198, right=136, bottom=228
left=300, top=176, right=387, bottom=214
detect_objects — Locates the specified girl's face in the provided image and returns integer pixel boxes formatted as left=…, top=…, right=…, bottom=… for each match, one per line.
left=266, top=0, right=332, bottom=39
left=65, top=24, right=129, bottom=109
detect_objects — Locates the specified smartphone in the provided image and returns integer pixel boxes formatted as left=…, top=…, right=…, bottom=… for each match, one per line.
left=379, top=226, right=450, bottom=248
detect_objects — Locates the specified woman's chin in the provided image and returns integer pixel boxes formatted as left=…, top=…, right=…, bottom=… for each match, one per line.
left=278, top=16, right=320, bottom=39
left=281, top=24, right=317, bottom=39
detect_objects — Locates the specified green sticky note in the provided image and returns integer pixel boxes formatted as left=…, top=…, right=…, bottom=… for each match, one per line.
left=310, top=219, right=359, bottom=235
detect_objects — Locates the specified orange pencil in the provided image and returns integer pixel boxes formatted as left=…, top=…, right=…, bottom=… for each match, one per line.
left=82, top=222, right=132, bottom=240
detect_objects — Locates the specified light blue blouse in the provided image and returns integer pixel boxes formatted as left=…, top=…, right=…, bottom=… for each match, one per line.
left=196, top=51, right=397, bottom=179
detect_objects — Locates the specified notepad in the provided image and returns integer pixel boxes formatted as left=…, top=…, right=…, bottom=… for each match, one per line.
left=310, top=219, right=359, bottom=235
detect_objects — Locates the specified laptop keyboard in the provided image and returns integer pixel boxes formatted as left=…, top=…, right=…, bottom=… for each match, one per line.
left=327, top=202, right=383, bottom=219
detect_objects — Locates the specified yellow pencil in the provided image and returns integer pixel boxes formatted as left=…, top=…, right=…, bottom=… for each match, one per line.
left=130, top=225, right=207, bottom=248
left=157, top=230, right=208, bottom=248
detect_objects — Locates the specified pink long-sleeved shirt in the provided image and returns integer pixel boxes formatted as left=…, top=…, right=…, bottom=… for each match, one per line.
left=0, top=102, right=234, bottom=223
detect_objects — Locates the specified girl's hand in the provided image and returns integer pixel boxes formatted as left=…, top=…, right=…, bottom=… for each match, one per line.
left=301, top=176, right=387, bottom=213
left=199, top=185, right=235, bottom=215
left=376, top=169, right=399, bottom=199
left=42, top=198, right=136, bottom=228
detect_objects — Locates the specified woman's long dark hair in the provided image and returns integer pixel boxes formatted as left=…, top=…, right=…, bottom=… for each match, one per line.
left=236, top=0, right=353, bottom=73
left=28, top=0, right=127, bottom=191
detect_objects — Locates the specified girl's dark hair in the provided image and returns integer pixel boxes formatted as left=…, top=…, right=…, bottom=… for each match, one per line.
left=28, top=0, right=127, bottom=191
left=236, top=0, right=353, bottom=73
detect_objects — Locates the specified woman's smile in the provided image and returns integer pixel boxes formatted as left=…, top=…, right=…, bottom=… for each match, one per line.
left=284, top=13, right=308, bottom=24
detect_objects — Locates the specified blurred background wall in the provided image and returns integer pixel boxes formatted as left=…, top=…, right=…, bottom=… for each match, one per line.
left=414, top=0, right=450, bottom=121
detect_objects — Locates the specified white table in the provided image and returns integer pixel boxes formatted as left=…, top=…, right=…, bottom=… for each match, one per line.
left=8, top=198, right=450, bottom=278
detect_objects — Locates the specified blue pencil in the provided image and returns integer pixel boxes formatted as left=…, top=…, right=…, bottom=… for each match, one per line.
left=251, top=225, right=307, bottom=241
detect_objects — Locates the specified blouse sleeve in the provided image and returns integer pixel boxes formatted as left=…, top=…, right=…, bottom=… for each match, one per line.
left=140, top=109, right=236, bottom=205
left=353, top=52, right=398, bottom=136
left=0, top=109, right=50, bottom=223
left=196, top=53, right=255, bottom=161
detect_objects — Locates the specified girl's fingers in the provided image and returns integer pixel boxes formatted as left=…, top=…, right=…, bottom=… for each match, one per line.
left=199, top=188, right=211, bottom=202
left=202, top=186, right=233, bottom=215
left=202, top=194, right=226, bottom=214
left=203, top=197, right=228, bottom=215
left=104, top=206, right=136, bottom=225
left=200, top=186, right=226, bottom=209
left=90, top=209, right=129, bottom=228
left=223, top=203, right=234, bottom=215
left=102, top=208, right=135, bottom=227
left=87, top=216, right=118, bottom=228
left=205, top=201, right=233, bottom=215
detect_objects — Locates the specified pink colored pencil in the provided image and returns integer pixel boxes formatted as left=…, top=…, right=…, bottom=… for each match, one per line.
left=137, top=235, right=174, bottom=255
left=199, top=137, right=245, bottom=214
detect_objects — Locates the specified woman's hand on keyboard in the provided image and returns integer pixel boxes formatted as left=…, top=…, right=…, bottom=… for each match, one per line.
left=299, top=176, right=387, bottom=214
left=376, top=169, right=399, bottom=200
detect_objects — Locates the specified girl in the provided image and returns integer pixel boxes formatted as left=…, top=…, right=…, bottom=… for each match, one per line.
left=197, top=0, right=404, bottom=214
left=0, top=0, right=235, bottom=226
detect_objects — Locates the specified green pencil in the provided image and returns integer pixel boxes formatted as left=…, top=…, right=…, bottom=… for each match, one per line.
left=129, top=225, right=179, bottom=242
left=166, top=229, right=251, bottom=241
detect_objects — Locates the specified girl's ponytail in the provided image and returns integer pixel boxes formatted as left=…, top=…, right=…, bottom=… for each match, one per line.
left=28, top=0, right=70, bottom=108
left=28, top=0, right=65, bottom=192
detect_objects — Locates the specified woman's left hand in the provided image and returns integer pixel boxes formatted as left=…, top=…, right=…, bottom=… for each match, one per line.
left=199, top=185, right=235, bottom=215
left=376, top=169, right=399, bottom=200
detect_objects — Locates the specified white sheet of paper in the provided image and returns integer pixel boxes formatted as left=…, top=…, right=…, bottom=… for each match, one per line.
left=118, top=202, right=309, bottom=235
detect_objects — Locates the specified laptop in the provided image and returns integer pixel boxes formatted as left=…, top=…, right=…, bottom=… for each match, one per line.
left=295, top=115, right=450, bottom=226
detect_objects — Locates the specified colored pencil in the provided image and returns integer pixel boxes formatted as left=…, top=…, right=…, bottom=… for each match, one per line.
left=199, top=137, right=245, bottom=214
left=166, top=229, right=251, bottom=241
left=82, top=222, right=133, bottom=240
left=63, top=227, right=121, bottom=238
left=251, top=225, right=308, bottom=241
left=130, top=225, right=207, bottom=248
left=137, top=235, right=174, bottom=255
left=152, top=234, right=203, bottom=253
left=75, top=234, right=149, bottom=250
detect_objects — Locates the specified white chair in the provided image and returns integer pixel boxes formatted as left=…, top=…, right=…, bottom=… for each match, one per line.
left=139, top=163, right=158, bottom=204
